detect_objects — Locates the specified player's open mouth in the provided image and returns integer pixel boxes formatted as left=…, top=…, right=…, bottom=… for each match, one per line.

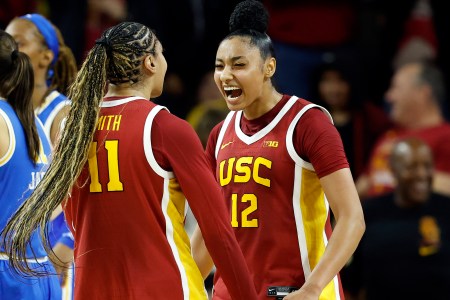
left=224, top=86, right=242, bottom=100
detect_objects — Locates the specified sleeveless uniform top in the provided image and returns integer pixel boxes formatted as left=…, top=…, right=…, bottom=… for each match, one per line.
left=35, top=90, right=70, bottom=140
left=213, top=96, right=344, bottom=300
left=0, top=100, right=52, bottom=259
left=65, top=97, right=207, bottom=300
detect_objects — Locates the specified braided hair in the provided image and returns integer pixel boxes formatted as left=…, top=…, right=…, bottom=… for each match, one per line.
left=1, top=22, right=159, bottom=276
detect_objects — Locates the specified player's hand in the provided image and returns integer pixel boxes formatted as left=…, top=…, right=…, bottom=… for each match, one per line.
left=283, top=284, right=321, bottom=300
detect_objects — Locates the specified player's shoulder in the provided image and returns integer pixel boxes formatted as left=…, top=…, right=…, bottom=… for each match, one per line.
left=152, top=108, right=198, bottom=137
left=291, top=96, right=328, bottom=116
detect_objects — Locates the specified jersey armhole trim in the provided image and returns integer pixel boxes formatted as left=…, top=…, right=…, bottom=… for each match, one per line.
left=0, top=109, right=16, bottom=166
left=286, top=104, right=332, bottom=171
left=42, top=99, right=70, bottom=139
left=34, top=90, right=60, bottom=114
left=143, top=106, right=174, bottom=179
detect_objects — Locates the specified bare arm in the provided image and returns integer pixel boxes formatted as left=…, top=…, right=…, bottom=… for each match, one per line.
left=49, top=105, right=70, bottom=147
left=191, top=225, right=215, bottom=279
left=285, top=168, right=365, bottom=300
left=355, top=173, right=370, bottom=200
left=0, top=111, right=9, bottom=158
left=51, top=242, right=73, bottom=275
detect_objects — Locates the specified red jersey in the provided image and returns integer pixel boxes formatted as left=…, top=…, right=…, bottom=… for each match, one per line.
left=207, top=96, right=347, bottom=300
left=365, top=123, right=450, bottom=197
left=65, top=97, right=257, bottom=300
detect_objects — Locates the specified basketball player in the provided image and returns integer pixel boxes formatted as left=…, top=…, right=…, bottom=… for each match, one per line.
left=192, top=1, right=365, bottom=299
left=5, top=13, right=77, bottom=145
left=6, top=14, right=78, bottom=299
left=1, top=22, right=257, bottom=300
left=0, top=29, right=61, bottom=299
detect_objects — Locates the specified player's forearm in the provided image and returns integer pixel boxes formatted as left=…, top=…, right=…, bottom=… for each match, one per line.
left=191, top=226, right=214, bottom=279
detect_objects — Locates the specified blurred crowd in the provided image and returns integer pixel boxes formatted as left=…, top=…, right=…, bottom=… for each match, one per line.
left=2, top=0, right=450, bottom=119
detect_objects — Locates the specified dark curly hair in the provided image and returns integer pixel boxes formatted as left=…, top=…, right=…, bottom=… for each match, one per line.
left=225, top=0, right=275, bottom=60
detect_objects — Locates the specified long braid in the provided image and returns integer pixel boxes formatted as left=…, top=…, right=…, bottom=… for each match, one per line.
left=1, top=22, right=158, bottom=276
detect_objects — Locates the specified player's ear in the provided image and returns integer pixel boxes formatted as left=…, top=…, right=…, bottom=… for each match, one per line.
left=144, top=55, right=156, bottom=74
left=264, top=57, right=276, bottom=78
left=39, top=48, right=54, bottom=69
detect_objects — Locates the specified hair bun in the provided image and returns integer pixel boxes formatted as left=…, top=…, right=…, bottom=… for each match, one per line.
left=229, top=0, right=269, bottom=33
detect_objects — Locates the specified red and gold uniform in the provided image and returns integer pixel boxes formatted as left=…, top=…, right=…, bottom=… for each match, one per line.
left=207, top=95, right=348, bottom=300
left=65, top=97, right=256, bottom=300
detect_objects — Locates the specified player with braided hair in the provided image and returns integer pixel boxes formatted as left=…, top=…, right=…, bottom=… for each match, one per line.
left=1, top=21, right=257, bottom=300
left=192, top=1, right=365, bottom=299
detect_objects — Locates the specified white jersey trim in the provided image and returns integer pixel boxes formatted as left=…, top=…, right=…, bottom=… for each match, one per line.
left=34, top=90, right=60, bottom=114
left=286, top=103, right=333, bottom=171
left=161, top=179, right=190, bottom=300
left=0, top=108, right=16, bottom=166
left=235, top=96, right=299, bottom=145
left=100, top=96, right=146, bottom=107
left=143, top=105, right=174, bottom=179
left=0, top=253, right=49, bottom=264
left=292, top=164, right=312, bottom=277
left=42, top=99, right=70, bottom=140
left=215, top=110, right=235, bottom=159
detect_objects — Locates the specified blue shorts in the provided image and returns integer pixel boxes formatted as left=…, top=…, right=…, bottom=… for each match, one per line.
left=0, top=259, right=62, bottom=300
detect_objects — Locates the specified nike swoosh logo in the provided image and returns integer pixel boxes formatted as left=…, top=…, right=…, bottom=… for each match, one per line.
left=221, top=141, right=233, bottom=149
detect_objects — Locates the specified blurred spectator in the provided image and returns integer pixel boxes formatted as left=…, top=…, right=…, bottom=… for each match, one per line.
left=357, top=0, right=450, bottom=110
left=343, top=137, right=450, bottom=300
left=83, top=0, right=126, bottom=57
left=0, top=0, right=37, bottom=29
left=47, top=0, right=87, bottom=65
left=264, top=0, right=359, bottom=99
left=356, top=61, right=450, bottom=198
left=186, top=70, right=228, bottom=147
left=310, top=62, right=391, bottom=178
left=47, top=0, right=125, bottom=65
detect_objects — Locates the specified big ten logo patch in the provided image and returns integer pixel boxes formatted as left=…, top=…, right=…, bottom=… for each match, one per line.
left=263, top=140, right=279, bottom=148
left=419, top=215, right=441, bottom=256
left=219, top=156, right=272, bottom=187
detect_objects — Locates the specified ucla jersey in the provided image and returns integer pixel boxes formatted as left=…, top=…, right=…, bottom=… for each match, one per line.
left=213, top=96, right=344, bottom=300
left=35, top=90, right=70, bottom=139
left=0, top=100, right=52, bottom=258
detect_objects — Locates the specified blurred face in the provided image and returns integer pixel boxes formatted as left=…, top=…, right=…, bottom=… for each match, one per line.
left=385, top=64, right=422, bottom=126
left=392, top=142, right=433, bottom=205
left=5, top=19, right=50, bottom=79
left=214, top=37, right=267, bottom=112
left=150, top=41, right=167, bottom=98
left=318, top=70, right=350, bottom=109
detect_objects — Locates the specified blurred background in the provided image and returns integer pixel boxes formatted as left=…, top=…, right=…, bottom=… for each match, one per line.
left=2, top=0, right=449, bottom=120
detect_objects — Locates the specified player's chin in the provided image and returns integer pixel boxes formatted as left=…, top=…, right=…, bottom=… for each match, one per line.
left=225, top=98, right=245, bottom=111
